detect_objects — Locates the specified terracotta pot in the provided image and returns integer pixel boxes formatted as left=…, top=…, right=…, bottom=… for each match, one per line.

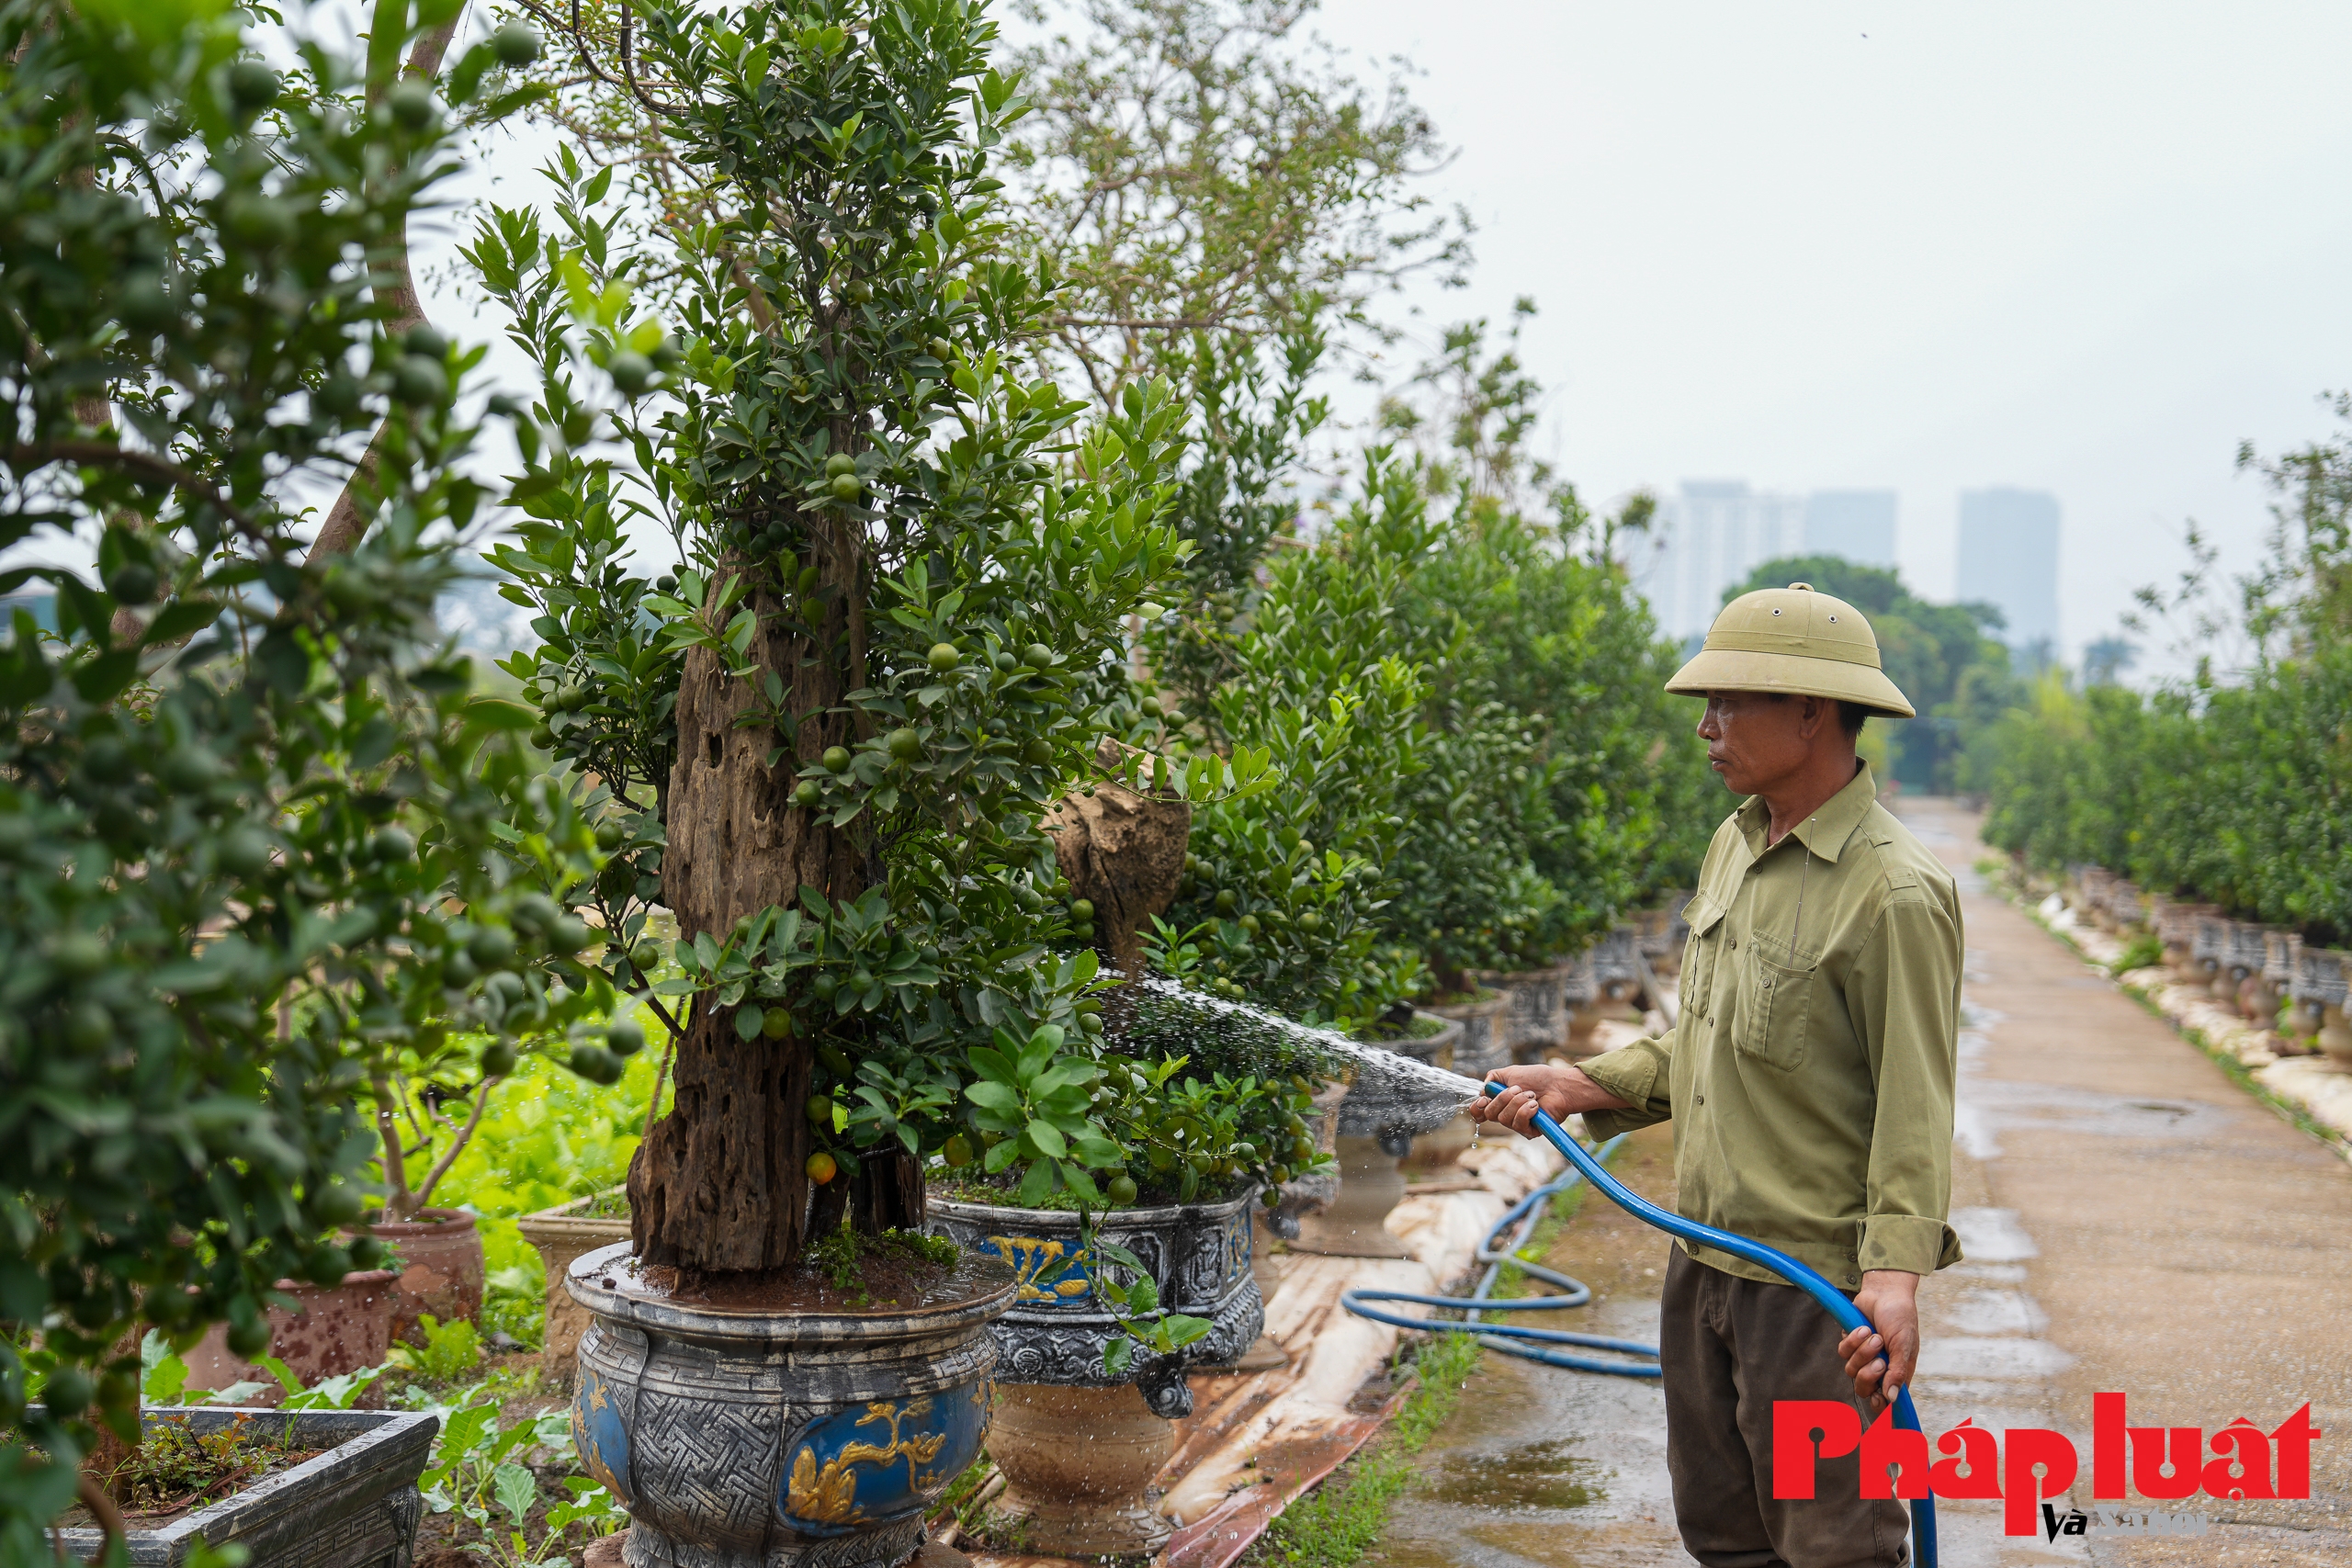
left=1424, top=990, right=1510, bottom=1078
left=516, top=1188, right=632, bottom=1384
left=180, top=1269, right=399, bottom=1401
left=986, top=1382, right=1173, bottom=1553
left=360, top=1206, right=484, bottom=1345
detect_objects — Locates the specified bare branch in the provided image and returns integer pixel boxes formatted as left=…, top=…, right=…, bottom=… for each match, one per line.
left=411, top=1077, right=502, bottom=1212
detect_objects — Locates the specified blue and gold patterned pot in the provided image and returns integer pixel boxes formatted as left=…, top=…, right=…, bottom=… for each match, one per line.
left=923, top=1187, right=1262, bottom=1420
left=565, top=1240, right=1014, bottom=1568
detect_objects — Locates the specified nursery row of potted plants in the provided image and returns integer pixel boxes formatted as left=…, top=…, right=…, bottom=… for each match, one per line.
left=2041, top=863, right=2352, bottom=1068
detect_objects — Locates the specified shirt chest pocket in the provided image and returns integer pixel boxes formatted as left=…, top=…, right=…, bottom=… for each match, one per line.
left=1733, top=931, right=1819, bottom=1072
left=1678, top=894, right=1725, bottom=1023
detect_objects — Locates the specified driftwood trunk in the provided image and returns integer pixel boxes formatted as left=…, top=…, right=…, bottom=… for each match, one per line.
left=628, top=541, right=922, bottom=1275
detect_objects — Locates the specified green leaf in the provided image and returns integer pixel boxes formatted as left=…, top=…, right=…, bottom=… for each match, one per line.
left=1023, top=1118, right=1067, bottom=1158
left=492, top=1460, right=537, bottom=1522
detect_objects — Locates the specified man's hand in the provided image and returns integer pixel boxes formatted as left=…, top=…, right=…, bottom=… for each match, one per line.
left=1468, top=1063, right=1631, bottom=1138
left=1838, top=1269, right=1921, bottom=1410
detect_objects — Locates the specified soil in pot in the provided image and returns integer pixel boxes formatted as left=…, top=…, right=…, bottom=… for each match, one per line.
left=74, top=1411, right=322, bottom=1527
left=359, top=1206, right=485, bottom=1346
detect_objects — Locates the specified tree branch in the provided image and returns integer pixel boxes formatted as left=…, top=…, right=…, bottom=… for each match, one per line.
left=6, top=442, right=265, bottom=546
left=370, top=1077, right=416, bottom=1219
left=411, top=1077, right=501, bottom=1212
left=306, top=13, right=463, bottom=565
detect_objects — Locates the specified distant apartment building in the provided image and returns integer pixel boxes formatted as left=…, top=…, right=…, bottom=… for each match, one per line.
left=1803, top=490, right=1897, bottom=568
left=1645, top=481, right=1896, bottom=641
left=1955, top=488, right=2061, bottom=650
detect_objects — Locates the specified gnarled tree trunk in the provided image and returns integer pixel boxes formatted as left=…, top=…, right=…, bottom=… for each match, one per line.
left=628, top=543, right=922, bottom=1275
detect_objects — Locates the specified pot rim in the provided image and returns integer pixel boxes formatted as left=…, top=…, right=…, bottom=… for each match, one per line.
left=1421, top=991, right=1508, bottom=1019
left=928, top=1182, right=1260, bottom=1234
left=1356, top=1011, right=1465, bottom=1052
left=358, top=1204, right=480, bottom=1235
left=562, top=1238, right=1017, bottom=1341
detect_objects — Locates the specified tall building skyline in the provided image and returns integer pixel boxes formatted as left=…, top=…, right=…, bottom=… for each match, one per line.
left=1645, top=481, right=1898, bottom=641
left=1955, top=488, right=2062, bottom=650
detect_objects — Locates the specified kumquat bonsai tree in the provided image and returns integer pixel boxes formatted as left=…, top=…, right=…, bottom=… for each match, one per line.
left=481, top=0, right=1247, bottom=1275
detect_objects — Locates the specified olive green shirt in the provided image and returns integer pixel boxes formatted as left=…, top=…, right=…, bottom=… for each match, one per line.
left=1581, top=763, right=1964, bottom=1288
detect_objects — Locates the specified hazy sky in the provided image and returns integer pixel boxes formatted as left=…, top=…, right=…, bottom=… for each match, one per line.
left=1313, top=2, right=2352, bottom=667
left=383, top=3, right=2352, bottom=667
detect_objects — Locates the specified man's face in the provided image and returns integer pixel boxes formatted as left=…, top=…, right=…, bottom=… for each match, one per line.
left=1695, top=691, right=1812, bottom=795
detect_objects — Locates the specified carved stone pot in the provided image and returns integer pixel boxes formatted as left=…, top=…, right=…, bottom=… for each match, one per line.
left=924, top=1190, right=1261, bottom=1556
left=2219, top=919, right=2271, bottom=1009
left=1570, top=929, right=1647, bottom=1053
left=565, top=1240, right=1012, bottom=1568
left=923, top=1189, right=1262, bottom=1416
left=54, top=1407, right=435, bottom=1568
left=2291, top=947, right=2352, bottom=1068
left=517, top=1188, right=631, bottom=1386
left=2154, top=898, right=2215, bottom=981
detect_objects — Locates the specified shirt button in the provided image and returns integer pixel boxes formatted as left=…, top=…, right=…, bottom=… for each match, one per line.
left=1695, top=1094, right=1705, bottom=1106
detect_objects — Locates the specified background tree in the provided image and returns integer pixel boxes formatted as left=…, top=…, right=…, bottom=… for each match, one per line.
left=0, top=0, right=596, bottom=1544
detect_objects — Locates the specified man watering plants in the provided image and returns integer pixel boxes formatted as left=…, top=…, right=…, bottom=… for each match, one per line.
left=1476, top=582, right=1962, bottom=1568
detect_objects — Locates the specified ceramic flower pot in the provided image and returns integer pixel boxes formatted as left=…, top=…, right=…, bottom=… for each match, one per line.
left=2217, top=919, right=2269, bottom=1006
left=566, top=1240, right=1012, bottom=1568
left=179, top=1269, right=399, bottom=1403
left=517, top=1188, right=632, bottom=1385
left=359, top=1206, right=484, bottom=1346
left=924, top=1189, right=1263, bottom=1556
left=55, top=1407, right=435, bottom=1568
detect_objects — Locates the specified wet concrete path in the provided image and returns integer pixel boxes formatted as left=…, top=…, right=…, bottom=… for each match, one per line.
left=1373, top=797, right=2352, bottom=1568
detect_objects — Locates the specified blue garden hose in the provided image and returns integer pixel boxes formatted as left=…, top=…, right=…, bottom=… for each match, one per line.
left=1340, top=1134, right=1663, bottom=1377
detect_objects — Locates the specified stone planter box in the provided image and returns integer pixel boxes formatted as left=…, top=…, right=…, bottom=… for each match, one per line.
left=924, top=1187, right=1262, bottom=1419
left=1423, top=990, right=1510, bottom=1078
left=2154, top=899, right=2218, bottom=979
left=517, top=1189, right=632, bottom=1385
left=2104, top=877, right=2146, bottom=932
left=180, top=1270, right=398, bottom=1403
left=56, top=1407, right=435, bottom=1567
left=359, top=1207, right=483, bottom=1346
left=567, top=1240, right=1011, bottom=1568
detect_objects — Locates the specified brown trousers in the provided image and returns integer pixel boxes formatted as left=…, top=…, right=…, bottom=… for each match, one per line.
left=1660, top=1247, right=1911, bottom=1568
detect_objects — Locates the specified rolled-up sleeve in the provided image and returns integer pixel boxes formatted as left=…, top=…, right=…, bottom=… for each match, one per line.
left=1849, top=887, right=1964, bottom=1275
left=1578, top=1030, right=1677, bottom=1142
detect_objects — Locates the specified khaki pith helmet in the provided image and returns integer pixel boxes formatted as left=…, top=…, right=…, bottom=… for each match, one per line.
left=1666, top=581, right=1916, bottom=718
